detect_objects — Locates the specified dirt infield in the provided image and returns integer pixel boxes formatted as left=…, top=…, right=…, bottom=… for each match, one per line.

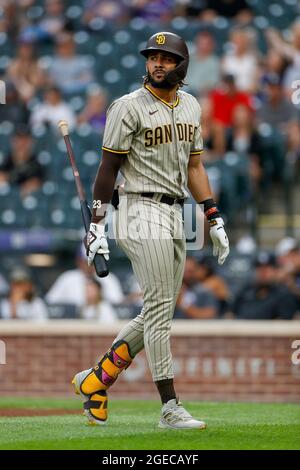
left=0, top=409, right=80, bottom=417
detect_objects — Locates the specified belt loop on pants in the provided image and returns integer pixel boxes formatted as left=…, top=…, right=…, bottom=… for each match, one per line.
left=141, top=193, right=184, bottom=207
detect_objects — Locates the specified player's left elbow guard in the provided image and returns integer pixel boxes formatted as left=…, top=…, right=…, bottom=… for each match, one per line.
left=200, top=199, right=230, bottom=265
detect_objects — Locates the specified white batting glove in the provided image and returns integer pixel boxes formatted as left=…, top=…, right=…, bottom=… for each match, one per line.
left=209, top=217, right=230, bottom=265
left=87, top=223, right=109, bottom=265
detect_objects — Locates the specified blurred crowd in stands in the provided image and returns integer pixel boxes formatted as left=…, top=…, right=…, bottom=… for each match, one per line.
left=1, top=0, right=300, bottom=320
left=0, top=236, right=300, bottom=320
left=0, top=1, right=300, bottom=212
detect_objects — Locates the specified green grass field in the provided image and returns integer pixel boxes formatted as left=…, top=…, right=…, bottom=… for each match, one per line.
left=0, top=397, right=299, bottom=450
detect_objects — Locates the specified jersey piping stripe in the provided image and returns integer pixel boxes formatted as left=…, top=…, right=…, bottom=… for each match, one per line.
left=144, top=85, right=179, bottom=109
left=102, top=146, right=129, bottom=154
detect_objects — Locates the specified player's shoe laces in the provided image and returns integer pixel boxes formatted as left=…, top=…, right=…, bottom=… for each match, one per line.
left=159, top=399, right=206, bottom=430
left=72, top=368, right=108, bottom=425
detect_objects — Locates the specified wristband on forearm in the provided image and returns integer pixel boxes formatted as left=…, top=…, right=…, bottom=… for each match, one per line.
left=199, top=198, right=220, bottom=222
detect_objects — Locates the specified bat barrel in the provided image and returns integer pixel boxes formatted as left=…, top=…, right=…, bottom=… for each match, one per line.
left=58, top=120, right=109, bottom=278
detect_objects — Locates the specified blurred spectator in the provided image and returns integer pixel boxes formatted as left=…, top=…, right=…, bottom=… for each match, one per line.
left=200, top=96, right=226, bottom=160
left=37, top=0, right=66, bottom=41
left=46, top=243, right=124, bottom=308
left=265, top=22, right=300, bottom=97
left=18, top=0, right=70, bottom=43
left=0, top=125, right=44, bottom=196
left=235, top=234, right=257, bottom=255
left=257, top=73, right=298, bottom=133
left=48, top=32, right=95, bottom=94
left=186, top=31, right=221, bottom=98
left=275, top=237, right=299, bottom=261
left=210, top=74, right=253, bottom=127
left=0, top=0, right=27, bottom=40
left=5, top=40, right=46, bottom=103
left=0, top=82, right=29, bottom=125
left=194, top=257, right=230, bottom=317
left=83, top=0, right=129, bottom=26
left=276, top=237, right=300, bottom=310
left=225, top=105, right=263, bottom=190
left=186, top=0, right=253, bottom=24
left=30, top=86, right=76, bottom=132
left=0, top=267, right=48, bottom=320
left=222, top=28, right=259, bottom=93
left=121, top=273, right=143, bottom=308
left=287, top=122, right=300, bottom=166
left=129, top=0, right=173, bottom=23
left=77, top=87, right=107, bottom=132
left=174, top=257, right=218, bottom=319
left=256, top=74, right=300, bottom=184
left=0, top=272, right=9, bottom=297
left=80, top=278, right=118, bottom=322
left=232, top=252, right=298, bottom=319
left=261, top=49, right=290, bottom=85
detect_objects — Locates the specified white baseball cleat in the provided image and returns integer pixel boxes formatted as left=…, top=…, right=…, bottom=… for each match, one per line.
left=159, top=399, right=206, bottom=430
left=72, top=368, right=93, bottom=400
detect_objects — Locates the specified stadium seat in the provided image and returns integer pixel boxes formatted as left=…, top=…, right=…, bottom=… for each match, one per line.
left=47, top=303, right=80, bottom=319
left=0, top=189, right=26, bottom=228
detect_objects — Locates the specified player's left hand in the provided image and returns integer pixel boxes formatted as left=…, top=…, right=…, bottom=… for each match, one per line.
left=209, top=217, right=230, bottom=265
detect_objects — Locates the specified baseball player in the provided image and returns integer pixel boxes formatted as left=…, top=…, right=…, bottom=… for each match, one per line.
left=72, top=32, right=229, bottom=429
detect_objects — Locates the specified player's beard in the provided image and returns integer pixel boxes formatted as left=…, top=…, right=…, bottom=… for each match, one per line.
left=146, top=70, right=174, bottom=90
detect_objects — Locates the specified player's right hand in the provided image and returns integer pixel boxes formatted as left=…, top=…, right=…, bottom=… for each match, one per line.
left=87, top=223, right=110, bottom=265
left=209, top=217, right=230, bottom=265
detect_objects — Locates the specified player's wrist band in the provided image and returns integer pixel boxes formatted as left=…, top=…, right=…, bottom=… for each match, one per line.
left=199, top=198, right=220, bottom=221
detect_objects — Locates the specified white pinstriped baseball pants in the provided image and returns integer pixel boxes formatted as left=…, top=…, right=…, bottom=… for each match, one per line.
left=112, top=194, right=186, bottom=381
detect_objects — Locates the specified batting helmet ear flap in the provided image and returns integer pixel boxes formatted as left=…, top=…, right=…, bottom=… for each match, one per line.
left=165, top=57, right=189, bottom=85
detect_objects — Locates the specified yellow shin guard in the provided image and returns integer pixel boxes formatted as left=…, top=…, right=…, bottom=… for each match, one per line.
left=84, top=391, right=108, bottom=423
left=80, top=340, right=133, bottom=396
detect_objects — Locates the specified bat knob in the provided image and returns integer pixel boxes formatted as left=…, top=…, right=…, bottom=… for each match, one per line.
left=58, top=120, right=69, bottom=136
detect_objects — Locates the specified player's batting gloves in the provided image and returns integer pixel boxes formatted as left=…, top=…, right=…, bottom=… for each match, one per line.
left=209, top=217, right=229, bottom=265
left=87, top=223, right=110, bottom=265
left=201, top=198, right=230, bottom=265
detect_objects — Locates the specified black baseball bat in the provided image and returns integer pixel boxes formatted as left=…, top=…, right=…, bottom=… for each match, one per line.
left=58, top=120, right=109, bottom=278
